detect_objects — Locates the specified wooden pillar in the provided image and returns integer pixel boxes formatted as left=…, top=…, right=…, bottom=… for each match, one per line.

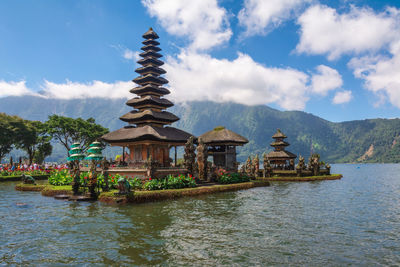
left=174, top=146, right=177, bottom=166
left=122, top=146, right=125, bottom=162
left=225, top=145, right=228, bottom=169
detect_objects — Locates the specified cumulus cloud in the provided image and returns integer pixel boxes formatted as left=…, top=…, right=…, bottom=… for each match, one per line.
left=332, top=90, right=352, bottom=104
left=310, top=65, right=343, bottom=95
left=123, top=49, right=140, bottom=61
left=0, top=80, right=40, bottom=98
left=238, top=0, right=311, bottom=36
left=142, top=0, right=232, bottom=51
left=40, top=80, right=132, bottom=99
left=296, top=5, right=400, bottom=60
left=349, top=40, right=400, bottom=108
left=164, top=51, right=310, bottom=110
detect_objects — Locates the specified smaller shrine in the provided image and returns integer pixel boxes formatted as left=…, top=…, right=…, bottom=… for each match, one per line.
left=265, top=129, right=296, bottom=170
left=199, top=126, right=248, bottom=171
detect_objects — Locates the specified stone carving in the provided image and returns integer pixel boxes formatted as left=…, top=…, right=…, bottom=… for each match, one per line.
left=117, top=176, right=131, bottom=194
left=245, top=156, right=253, bottom=177
left=145, top=155, right=157, bottom=179
left=101, top=159, right=110, bottom=191
left=184, top=136, right=196, bottom=177
left=71, top=160, right=81, bottom=195
left=21, top=174, right=36, bottom=184
left=88, top=160, right=98, bottom=198
left=196, top=138, right=208, bottom=181
left=253, top=154, right=259, bottom=178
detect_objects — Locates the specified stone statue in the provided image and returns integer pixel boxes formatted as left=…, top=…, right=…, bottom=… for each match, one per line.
left=308, top=153, right=320, bottom=176
left=145, top=155, right=157, bottom=179
left=21, top=174, right=36, bottom=184
left=325, top=163, right=331, bottom=175
left=196, top=138, right=208, bottom=181
left=117, top=176, right=131, bottom=194
left=253, top=154, right=259, bottom=178
left=101, top=159, right=110, bottom=191
left=88, top=160, right=98, bottom=198
left=184, top=136, right=196, bottom=177
left=245, top=156, right=253, bottom=177
left=71, top=160, right=81, bottom=195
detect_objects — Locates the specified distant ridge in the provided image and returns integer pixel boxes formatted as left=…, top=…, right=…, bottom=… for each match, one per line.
left=1, top=95, right=400, bottom=163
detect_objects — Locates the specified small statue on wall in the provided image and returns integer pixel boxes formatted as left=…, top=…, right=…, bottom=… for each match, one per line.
left=196, top=138, right=208, bottom=181
left=184, top=136, right=196, bottom=177
left=253, top=154, right=259, bottom=178
left=21, top=173, right=36, bottom=185
left=145, top=155, right=156, bottom=179
left=245, top=156, right=253, bottom=177
left=117, top=176, right=131, bottom=194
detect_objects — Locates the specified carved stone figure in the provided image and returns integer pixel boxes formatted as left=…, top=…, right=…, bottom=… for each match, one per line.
left=145, top=155, right=157, bottom=179
left=71, top=160, right=81, bottom=195
left=253, top=154, right=259, bottom=178
left=88, top=160, right=98, bottom=198
left=101, top=159, right=110, bottom=191
left=184, top=136, right=196, bottom=177
left=21, top=174, right=36, bottom=184
left=245, top=156, right=253, bottom=177
left=325, top=163, right=331, bottom=175
left=196, top=138, right=208, bottom=181
left=118, top=176, right=131, bottom=194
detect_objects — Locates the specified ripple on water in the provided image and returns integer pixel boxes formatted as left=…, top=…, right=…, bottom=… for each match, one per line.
left=1, top=164, right=400, bottom=266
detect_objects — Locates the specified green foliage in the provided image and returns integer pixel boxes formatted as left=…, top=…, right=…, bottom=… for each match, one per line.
left=216, top=172, right=250, bottom=184
left=48, top=169, right=72, bottom=186
left=45, top=114, right=109, bottom=157
left=143, top=175, right=197, bottom=190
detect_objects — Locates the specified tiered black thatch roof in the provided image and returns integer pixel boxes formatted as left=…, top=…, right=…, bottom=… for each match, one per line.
left=266, top=129, right=296, bottom=160
left=102, top=28, right=193, bottom=144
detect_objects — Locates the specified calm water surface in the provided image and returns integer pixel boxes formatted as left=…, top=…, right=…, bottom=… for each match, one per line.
left=1, top=164, right=400, bottom=266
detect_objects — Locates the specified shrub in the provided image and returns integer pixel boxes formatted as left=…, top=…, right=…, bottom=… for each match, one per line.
left=48, top=169, right=73, bottom=186
left=143, top=174, right=196, bottom=191
left=216, top=172, right=250, bottom=184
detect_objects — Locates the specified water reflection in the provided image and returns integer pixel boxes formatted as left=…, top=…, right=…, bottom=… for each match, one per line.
left=1, top=164, right=400, bottom=265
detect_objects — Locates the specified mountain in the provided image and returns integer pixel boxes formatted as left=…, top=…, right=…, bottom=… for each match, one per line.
left=1, top=96, right=399, bottom=163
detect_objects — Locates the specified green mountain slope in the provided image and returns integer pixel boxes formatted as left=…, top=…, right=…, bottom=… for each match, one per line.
left=1, top=96, right=399, bottom=163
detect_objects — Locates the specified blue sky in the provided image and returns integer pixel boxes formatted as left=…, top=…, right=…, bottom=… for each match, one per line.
left=0, top=0, right=400, bottom=122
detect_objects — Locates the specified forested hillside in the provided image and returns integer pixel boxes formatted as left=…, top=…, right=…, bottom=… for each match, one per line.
left=1, top=96, right=399, bottom=163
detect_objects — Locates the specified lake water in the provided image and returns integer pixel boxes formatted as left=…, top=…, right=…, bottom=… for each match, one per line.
left=1, top=164, right=400, bottom=266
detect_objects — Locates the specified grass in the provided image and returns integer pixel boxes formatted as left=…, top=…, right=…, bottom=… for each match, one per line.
left=1, top=174, right=49, bottom=182
left=258, top=174, right=342, bottom=182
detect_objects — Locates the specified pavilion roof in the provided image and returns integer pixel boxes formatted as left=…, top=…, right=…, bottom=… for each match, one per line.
left=266, top=150, right=297, bottom=159
left=120, top=109, right=179, bottom=124
left=272, top=129, right=287, bottom=139
left=199, top=126, right=248, bottom=145
left=126, top=96, right=173, bottom=108
left=101, top=125, right=193, bottom=144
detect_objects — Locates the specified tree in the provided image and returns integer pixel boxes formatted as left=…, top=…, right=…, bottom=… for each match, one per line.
left=45, top=115, right=109, bottom=156
left=0, top=113, right=17, bottom=163
left=14, top=120, right=52, bottom=165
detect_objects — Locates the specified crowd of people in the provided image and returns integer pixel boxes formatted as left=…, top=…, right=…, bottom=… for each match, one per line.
left=0, top=162, right=69, bottom=173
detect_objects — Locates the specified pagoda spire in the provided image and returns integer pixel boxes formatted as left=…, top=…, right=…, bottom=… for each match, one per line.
left=120, top=28, right=178, bottom=127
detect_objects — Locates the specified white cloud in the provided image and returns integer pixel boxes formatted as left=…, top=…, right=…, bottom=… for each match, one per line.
left=311, top=65, right=343, bottom=95
left=142, top=0, right=232, bottom=51
left=332, top=90, right=352, bottom=104
left=349, top=40, right=400, bottom=108
left=238, top=0, right=311, bottom=36
left=164, top=51, right=310, bottom=110
left=0, top=80, right=40, bottom=98
left=296, top=5, right=400, bottom=60
left=123, top=49, right=140, bottom=61
left=40, top=80, right=132, bottom=99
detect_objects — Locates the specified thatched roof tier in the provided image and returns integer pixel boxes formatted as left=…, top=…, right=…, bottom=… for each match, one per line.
left=137, top=57, right=164, bottom=67
left=130, top=84, right=170, bottom=96
left=272, top=129, right=287, bottom=139
left=141, top=45, right=161, bottom=52
left=101, top=125, right=193, bottom=144
left=142, top=28, right=159, bottom=39
left=126, top=96, right=173, bottom=109
left=199, top=126, right=248, bottom=145
left=142, top=39, right=160, bottom=46
left=120, top=109, right=179, bottom=124
left=133, top=74, right=168, bottom=86
left=266, top=150, right=297, bottom=159
left=270, top=140, right=289, bottom=147
left=135, top=65, right=166, bottom=75
left=139, top=51, right=162, bottom=58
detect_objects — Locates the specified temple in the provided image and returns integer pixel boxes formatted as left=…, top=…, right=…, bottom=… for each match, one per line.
left=101, top=28, right=193, bottom=168
left=265, top=129, right=296, bottom=170
left=199, top=126, right=248, bottom=171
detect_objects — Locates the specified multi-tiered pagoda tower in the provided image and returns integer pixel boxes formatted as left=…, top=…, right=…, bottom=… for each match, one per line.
left=102, top=28, right=193, bottom=167
left=266, top=129, right=297, bottom=169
